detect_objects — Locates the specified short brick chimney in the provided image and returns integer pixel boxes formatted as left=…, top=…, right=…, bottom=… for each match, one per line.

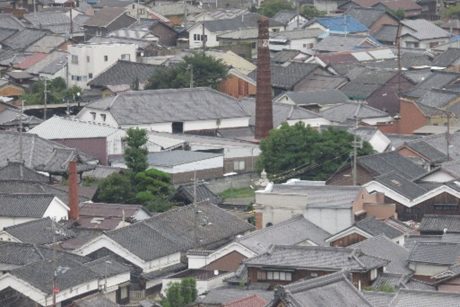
left=255, top=16, right=273, bottom=140
left=68, top=160, right=79, bottom=220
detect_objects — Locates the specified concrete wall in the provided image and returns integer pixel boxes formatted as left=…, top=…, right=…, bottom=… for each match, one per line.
left=205, top=172, right=258, bottom=194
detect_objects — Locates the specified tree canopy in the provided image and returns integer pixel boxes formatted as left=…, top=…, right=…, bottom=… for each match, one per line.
left=21, top=77, right=81, bottom=105
left=258, top=0, right=294, bottom=17
left=301, top=5, right=326, bottom=18
left=95, top=128, right=175, bottom=212
left=257, top=123, right=374, bottom=181
left=161, top=278, right=197, bottom=307
left=124, top=128, right=149, bottom=173
left=145, top=53, right=228, bottom=90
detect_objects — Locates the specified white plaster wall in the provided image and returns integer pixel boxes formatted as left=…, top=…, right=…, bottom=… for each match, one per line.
left=106, top=130, right=126, bottom=156
left=304, top=207, right=353, bottom=234
left=78, top=108, right=119, bottom=127
left=0, top=217, right=36, bottom=230
left=285, top=118, right=331, bottom=128
left=419, top=171, right=456, bottom=183
left=169, top=156, right=223, bottom=173
left=189, top=27, right=218, bottom=49
left=68, top=43, right=137, bottom=88
left=409, top=263, right=448, bottom=276
left=42, top=197, right=69, bottom=222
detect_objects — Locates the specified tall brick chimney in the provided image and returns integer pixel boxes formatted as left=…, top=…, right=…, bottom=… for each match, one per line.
left=255, top=16, right=273, bottom=140
left=68, top=160, right=79, bottom=220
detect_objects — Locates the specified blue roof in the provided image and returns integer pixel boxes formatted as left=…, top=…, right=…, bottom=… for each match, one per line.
left=315, top=16, right=368, bottom=34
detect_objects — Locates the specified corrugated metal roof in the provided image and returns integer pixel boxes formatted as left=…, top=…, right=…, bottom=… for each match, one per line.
left=28, top=116, right=125, bottom=139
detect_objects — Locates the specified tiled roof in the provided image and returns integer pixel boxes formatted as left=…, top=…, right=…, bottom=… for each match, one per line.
left=73, top=293, right=119, bottom=307
left=315, top=34, right=381, bottom=53
left=320, top=102, right=390, bottom=123
left=0, top=28, right=17, bottom=42
left=0, top=14, right=25, bottom=30
left=238, top=215, right=330, bottom=254
left=362, top=291, right=395, bottom=307
left=374, top=171, right=428, bottom=199
left=0, top=193, right=57, bottom=218
left=84, top=7, right=131, bottom=28
left=401, top=19, right=449, bottom=41
left=420, top=215, right=460, bottom=234
left=29, top=116, right=125, bottom=139
left=14, top=52, right=48, bottom=70
left=345, top=7, right=386, bottom=28
left=25, top=35, right=66, bottom=53
left=340, top=69, right=397, bottom=99
left=2, top=28, right=48, bottom=51
left=105, top=202, right=254, bottom=261
left=355, top=217, right=404, bottom=239
left=84, top=87, right=249, bottom=126
left=146, top=150, right=222, bottom=167
left=279, top=89, right=349, bottom=106
left=23, top=11, right=72, bottom=34
left=244, top=245, right=388, bottom=272
left=357, top=151, right=428, bottom=180
left=0, top=241, right=88, bottom=267
left=374, top=24, right=398, bottom=43
left=0, top=161, right=49, bottom=183
left=88, top=60, right=158, bottom=88
left=174, top=183, right=222, bottom=205
left=390, top=289, right=460, bottom=306
left=238, top=98, right=324, bottom=127
left=274, top=270, right=373, bottom=306
left=36, top=148, right=96, bottom=174
left=248, top=63, right=320, bottom=89
left=272, top=10, right=298, bottom=25
left=3, top=217, right=74, bottom=245
left=269, top=184, right=362, bottom=209
left=403, top=140, right=448, bottom=163
left=351, top=235, right=411, bottom=274
left=197, top=287, right=273, bottom=305
left=432, top=48, right=460, bottom=67
left=408, top=242, right=460, bottom=265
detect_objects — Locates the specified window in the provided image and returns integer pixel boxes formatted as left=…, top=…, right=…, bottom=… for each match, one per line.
left=257, top=271, right=267, bottom=281
left=194, top=34, right=200, bottom=41
left=76, top=76, right=81, bottom=81
left=121, top=54, right=130, bottom=61
left=433, top=204, right=458, bottom=211
left=430, top=42, right=439, bottom=48
left=104, top=55, right=108, bottom=62
left=86, top=56, right=90, bottom=63
left=88, top=73, right=93, bottom=79
left=406, top=41, right=419, bottom=48
left=71, top=55, right=78, bottom=64
left=120, top=286, right=128, bottom=299
left=100, top=114, right=106, bottom=122
left=90, top=112, right=96, bottom=120
left=266, top=271, right=292, bottom=281
left=233, top=160, right=245, bottom=171
left=172, top=122, right=184, bottom=133
left=132, top=3, right=135, bottom=8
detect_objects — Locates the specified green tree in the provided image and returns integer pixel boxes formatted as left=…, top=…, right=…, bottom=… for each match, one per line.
left=258, top=0, right=294, bottom=17
left=301, top=5, right=326, bottom=18
left=124, top=128, right=148, bottom=173
left=94, top=172, right=135, bottom=203
left=146, top=53, right=228, bottom=90
left=134, top=169, right=174, bottom=212
left=161, top=278, right=197, bottom=307
left=443, top=4, right=460, bottom=18
left=388, top=8, right=405, bottom=19
left=21, top=77, right=82, bottom=105
left=257, top=123, right=374, bottom=180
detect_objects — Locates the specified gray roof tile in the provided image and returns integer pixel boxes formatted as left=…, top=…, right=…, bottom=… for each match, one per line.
left=85, top=87, right=249, bottom=126
left=433, top=48, right=460, bottom=67
left=2, top=28, right=48, bottom=50
left=0, top=14, right=25, bottom=30
left=197, top=287, right=273, bottom=305
left=401, top=19, right=450, bottom=41
left=345, top=7, right=386, bottom=28
left=390, top=289, right=460, bottom=306
left=374, top=171, right=428, bottom=199
left=272, top=10, right=298, bottom=25
left=248, top=63, right=320, bottom=89
left=237, top=215, right=331, bottom=254
left=374, top=25, right=398, bottom=43
left=4, top=217, right=74, bottom=245
left=174, top=183, right=222, bottom=205
left=84, top=7, right=131, bottom=28
left=146, top=150, right=221, bottom=167
left=88, top=60, right=158, bottom=88
left=106, top=202, right=254, bottom=261
left=405, top=71, right=460, bottom=99
left=355, top=217, right=404, bottom=239
left=238, top=98, right=323, bottom=127
left=274, top=270, right=373, bottom=306
left=278, top=89, right=349, bottom=106
left=244, top=245, right=388, bottom=272
left=420, top=215, right=460, bottom=234
left=403, top=140, right=448, bottom=163
left=351, top=235, right=411, bottom=274
left=340, top=69, right=397, bottom=99
left=408, top=241, right=460, bottom=265
left=314, top=34, right=381, bottom=52
left=320, top=102, right=390, bottom=123
left=357, top=151, right=428, bottom=180
left=0, top=193, right=56, bottom=218
left=0, top=161, right=49, bottom=182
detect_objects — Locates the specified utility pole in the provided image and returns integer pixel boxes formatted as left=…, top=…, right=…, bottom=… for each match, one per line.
left=396, top=20, right=402, bottom=96
left=51, top=221, right=58, bottom=307
left=352, top=102, right=363, bottom=186
left=18, top=99, right=23, bottom=163
left=189, top=64, right=194, bottom=88
left=43, top=78, right=48, bottom=120
left=202, top=15, right=206, bottom=53
left=183, top=0, right=188, bottom=29
left=193, top=171, right=198, bottom=245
